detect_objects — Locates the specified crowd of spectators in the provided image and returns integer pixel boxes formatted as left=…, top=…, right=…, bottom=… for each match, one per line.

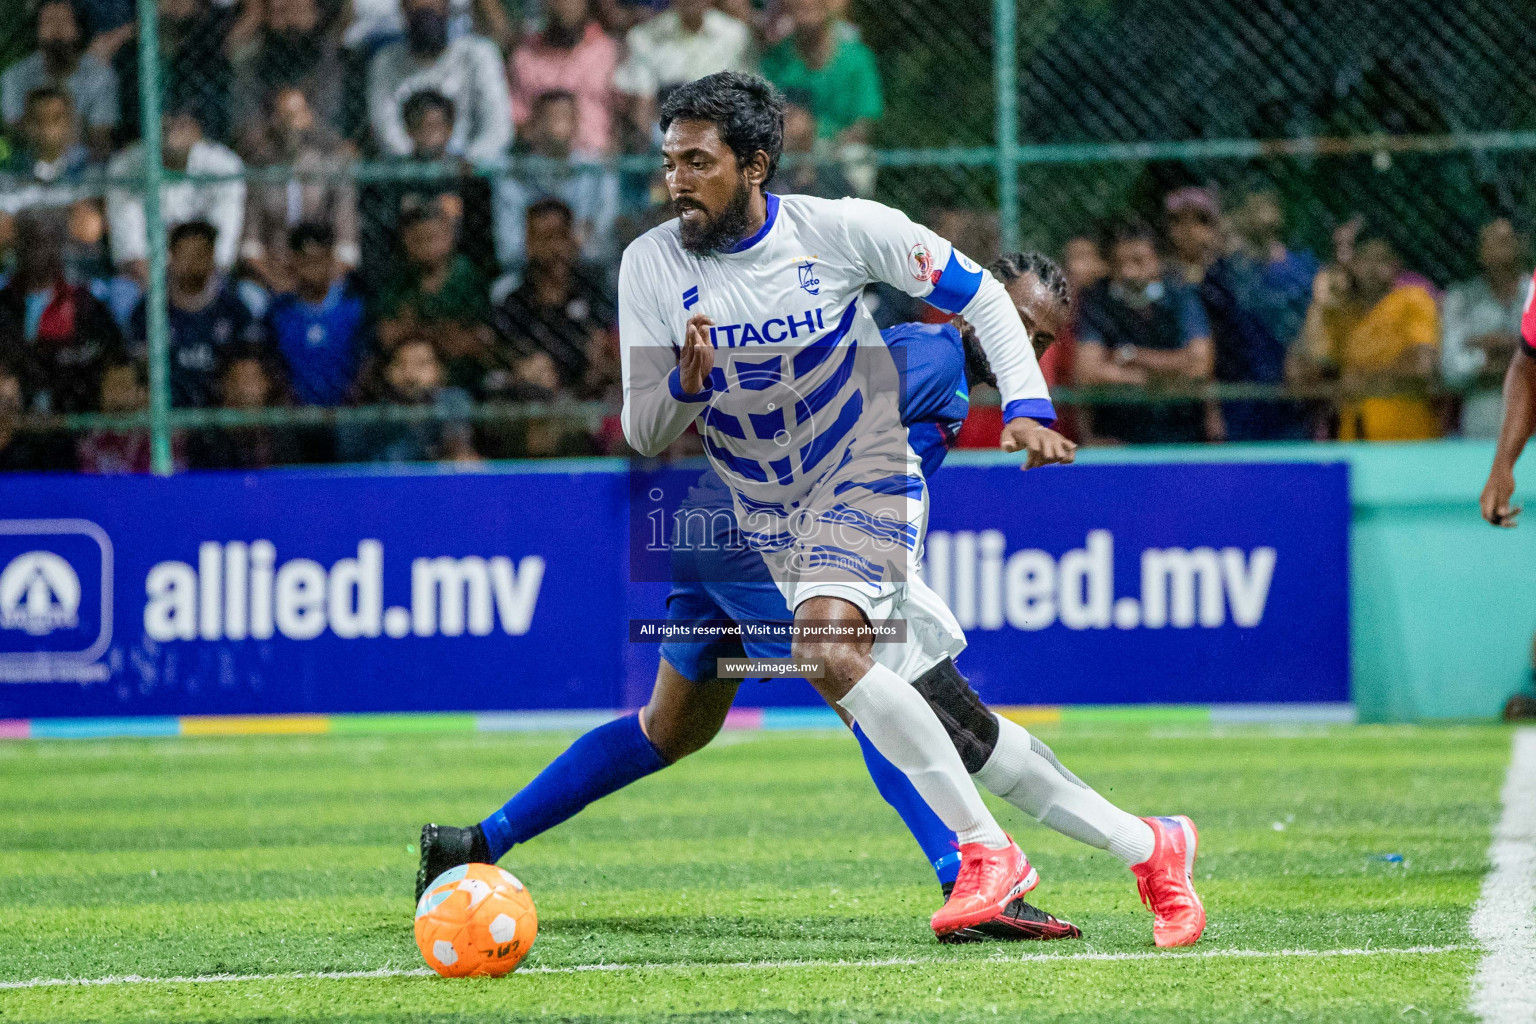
left=0, top=0, right=889, bottom=470
left=1004, top=184, right=1528, bottom=449
left=0, top=0, right=1523, bottom=471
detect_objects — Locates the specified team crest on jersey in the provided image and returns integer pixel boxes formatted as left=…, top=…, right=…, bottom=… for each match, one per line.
left=797, top=261, right=820, bottom=296
left=908, top=243, right=936, bottom=283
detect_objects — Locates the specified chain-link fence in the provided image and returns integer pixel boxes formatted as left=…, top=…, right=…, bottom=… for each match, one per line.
left=0, top=0, right=1530, bottom=471
left=1005, top=0, right=1536, bottom=277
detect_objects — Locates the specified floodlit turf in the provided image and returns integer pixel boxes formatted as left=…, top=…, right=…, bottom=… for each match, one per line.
left=0, top=722, right=1512, bottom=1022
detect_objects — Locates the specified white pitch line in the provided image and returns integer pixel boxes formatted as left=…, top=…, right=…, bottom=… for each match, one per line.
left=1469, top=728, right=1536, bottom=1024
left=0, top=945, right=1472, bottom=991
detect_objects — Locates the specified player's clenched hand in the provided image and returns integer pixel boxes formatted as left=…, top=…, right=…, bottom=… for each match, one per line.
left=1481, top=466, right=1521, bottom=528
left=1001, top=418, right=1077, bottom=470
left=679, top=314, right=716, bottom=395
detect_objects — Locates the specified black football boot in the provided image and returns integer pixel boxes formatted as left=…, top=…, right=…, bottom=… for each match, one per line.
left=414, top=823, right=491, bottom=902
left=936, top=881, right=1084, bottom=943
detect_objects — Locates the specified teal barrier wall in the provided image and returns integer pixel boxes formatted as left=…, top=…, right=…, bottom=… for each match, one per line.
left=951, top=440, right=1536, bottom=722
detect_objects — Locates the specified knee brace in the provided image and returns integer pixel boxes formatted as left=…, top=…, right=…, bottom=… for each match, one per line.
left=911, top=657, right=998, bottom=774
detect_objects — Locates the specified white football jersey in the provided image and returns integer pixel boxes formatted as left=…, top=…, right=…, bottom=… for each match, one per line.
left=619, top=193, right=1054, bottom=507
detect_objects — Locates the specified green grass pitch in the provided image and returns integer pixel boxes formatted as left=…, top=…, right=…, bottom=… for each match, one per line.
left=0, top=722, right=1513, bottom=1022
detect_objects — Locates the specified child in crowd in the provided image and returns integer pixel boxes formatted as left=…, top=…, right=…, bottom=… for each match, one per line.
left=76, top=359, right=187, bottom=473
left=337, top=336, right=478, bottom=464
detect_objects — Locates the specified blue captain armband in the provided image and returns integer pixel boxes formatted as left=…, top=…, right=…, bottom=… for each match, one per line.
left=925, top=249, right=986, bottom=313
left=1003, top=398, right=1058, bottom=427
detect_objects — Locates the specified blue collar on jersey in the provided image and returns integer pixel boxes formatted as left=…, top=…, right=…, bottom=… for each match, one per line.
left=724, top=192, right=780, bottom=254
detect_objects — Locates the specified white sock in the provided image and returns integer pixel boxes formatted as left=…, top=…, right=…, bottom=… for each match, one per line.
left=974, top=715, right=1155, bottom=866
left=838, top=663, right=1009, bottom=849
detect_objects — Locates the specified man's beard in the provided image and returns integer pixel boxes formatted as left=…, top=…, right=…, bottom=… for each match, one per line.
left=677, top=178, right=753, bottom=255
left=173, top=272, right=213, bottom=296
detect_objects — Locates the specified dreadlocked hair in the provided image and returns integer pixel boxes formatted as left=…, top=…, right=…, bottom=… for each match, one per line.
left=990, top=250, right=1072, bottom=311
left=957, top=320, right=995, bottom=390
left=958, top=251, right=1072, bottom=389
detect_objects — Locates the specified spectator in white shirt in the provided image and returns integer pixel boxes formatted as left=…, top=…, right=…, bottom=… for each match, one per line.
left=240, top=87, right=360, bottom=295
left=367, top=0, right=513, bottom=165
left=1442, top=217, right=1532, bottom=438
left=106, top=106, right=246, bottom=282
left=613, top=0, right=755, bottom=146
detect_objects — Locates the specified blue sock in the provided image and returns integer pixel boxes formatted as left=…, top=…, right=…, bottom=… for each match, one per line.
left=479, top=713, right=668, bottom=861
left=853, top=723, right=961, bottom=886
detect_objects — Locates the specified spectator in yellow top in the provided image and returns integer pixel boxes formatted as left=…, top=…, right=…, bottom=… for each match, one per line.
left=1296, top=230, right=1440, bottom=440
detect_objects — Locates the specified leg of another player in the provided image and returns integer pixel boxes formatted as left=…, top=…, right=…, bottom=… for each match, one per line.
left=639, top=663, right=741, bottom=761
left=415, top=663, right=736, bottom=900
left=477, top=663, right=737, bottom=857
left=914, top=658, right=1205, bottom=947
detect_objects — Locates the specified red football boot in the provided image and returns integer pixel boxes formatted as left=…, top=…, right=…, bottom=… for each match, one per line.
left=930, top=838, right=1038, bottom=938
left=1131, top=815, right=1206, bottom=948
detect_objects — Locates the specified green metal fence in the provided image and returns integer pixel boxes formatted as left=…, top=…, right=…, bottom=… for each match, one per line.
left=0, top=0, right=1531, bottom=472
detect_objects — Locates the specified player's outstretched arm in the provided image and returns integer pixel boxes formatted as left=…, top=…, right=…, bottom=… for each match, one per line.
left=837, top=198, right=1057, bottom=446
left=618, top=243, right=716, bottom=456
left=945, top=270, right=1072, bottom=467
left=1482, top=348, right=1536, bottom=528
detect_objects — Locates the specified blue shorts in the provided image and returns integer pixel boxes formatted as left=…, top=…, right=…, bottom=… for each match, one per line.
left=660, top=576, right=793, bottom=682
left=659, top=486, right=794, bottom=684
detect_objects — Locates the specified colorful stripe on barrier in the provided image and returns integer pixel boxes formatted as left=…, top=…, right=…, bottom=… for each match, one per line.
left=0, top=703, right=1357, bottom=741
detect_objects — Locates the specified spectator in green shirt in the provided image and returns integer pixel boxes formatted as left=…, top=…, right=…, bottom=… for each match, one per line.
left=760, top=0, right=881, bottom=144
left=375, top=206, right=494, bottom=395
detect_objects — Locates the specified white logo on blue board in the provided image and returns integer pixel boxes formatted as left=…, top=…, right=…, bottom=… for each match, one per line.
left=797, top=261, right=820, bottom=296
left=0, top=551, right=81, bottom=635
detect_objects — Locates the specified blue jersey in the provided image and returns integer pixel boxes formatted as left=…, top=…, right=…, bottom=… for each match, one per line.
left=266, top=280, right=369, bottom=406
left=661, top=320, right=971, bottom=682
left=887, top=320, right=969, bottom=478
left=131, top=284, right=261, bottom=408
